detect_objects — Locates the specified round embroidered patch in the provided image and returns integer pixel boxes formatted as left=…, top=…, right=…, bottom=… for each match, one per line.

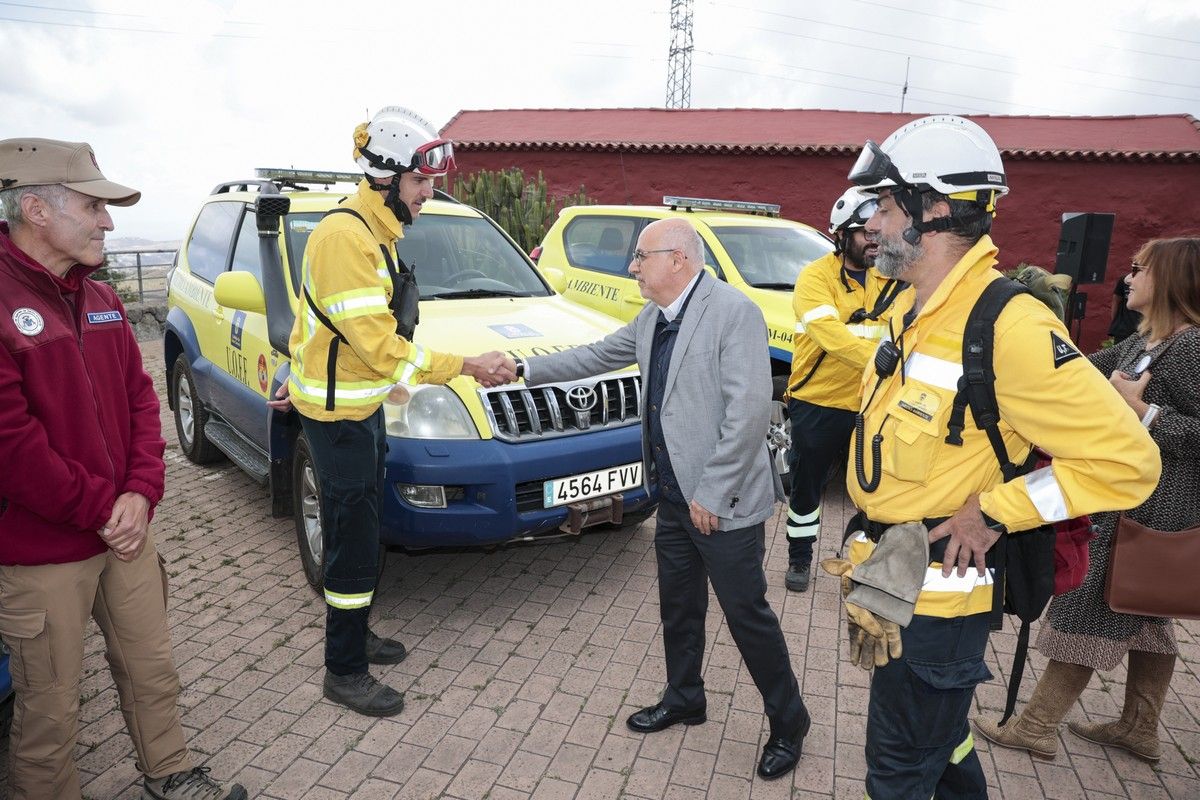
left=12, top=307, right=44, bottom=336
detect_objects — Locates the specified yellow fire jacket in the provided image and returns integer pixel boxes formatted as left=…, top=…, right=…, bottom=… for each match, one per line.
left=287, top=181, right=463, bottom=421
left=847, top=236, right=1160, bottom=618
left=786, top=252, right=906, bottom=411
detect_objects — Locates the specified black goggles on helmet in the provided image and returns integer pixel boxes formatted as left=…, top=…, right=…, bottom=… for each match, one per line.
left=848, top=140, right=916, bottom=192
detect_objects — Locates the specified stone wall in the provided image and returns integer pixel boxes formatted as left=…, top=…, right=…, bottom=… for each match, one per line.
left=126, top=302, right=168, bottom=342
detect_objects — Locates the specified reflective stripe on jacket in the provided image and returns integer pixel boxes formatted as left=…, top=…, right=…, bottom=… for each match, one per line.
left=787, top=252, right=903, bottom=411
left=287, top=181, right=462, bottom=421
left=847, top=235, right=1159, bottom=620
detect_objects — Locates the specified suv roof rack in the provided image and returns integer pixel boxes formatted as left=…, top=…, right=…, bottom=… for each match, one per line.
left=255, top=168, right=362, bottom=190
left=211, top=168, right=463, bottom=204
left=663, top=195, right=781, bottom=217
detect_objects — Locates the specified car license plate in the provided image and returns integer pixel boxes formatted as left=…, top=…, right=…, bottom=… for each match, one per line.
left=544, top=462, right=642, bottom=508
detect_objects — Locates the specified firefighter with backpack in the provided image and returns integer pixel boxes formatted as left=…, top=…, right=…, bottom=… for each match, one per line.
left=782, top=187, right=908, bottom=592
left=821, top=114, right=1160, bottom=799
left=274, top=107, right=513, bottom=717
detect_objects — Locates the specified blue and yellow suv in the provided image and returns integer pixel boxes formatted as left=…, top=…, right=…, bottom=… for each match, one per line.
left=534, top=197, right=834, bottom=485
left=164, top=169, right=653, bottom=589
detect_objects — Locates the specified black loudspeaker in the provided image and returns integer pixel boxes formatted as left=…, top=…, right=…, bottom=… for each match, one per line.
left=1055, top=212, right=1115, bottom=285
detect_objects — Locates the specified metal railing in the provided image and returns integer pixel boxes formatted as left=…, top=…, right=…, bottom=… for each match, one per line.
left=98, top=247, right=177, bottom=303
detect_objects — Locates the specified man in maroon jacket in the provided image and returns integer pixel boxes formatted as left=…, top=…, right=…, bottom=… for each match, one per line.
left=0, top=139, right=246, bottom=800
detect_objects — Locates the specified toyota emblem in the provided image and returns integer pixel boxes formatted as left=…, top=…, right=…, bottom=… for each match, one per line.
left=565, top=385, right=597, bottom=413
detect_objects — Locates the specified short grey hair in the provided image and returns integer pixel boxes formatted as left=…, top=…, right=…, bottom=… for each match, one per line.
left=655, top=218, right=704, bottom=271
left=0, top=183, right=70, bottom=227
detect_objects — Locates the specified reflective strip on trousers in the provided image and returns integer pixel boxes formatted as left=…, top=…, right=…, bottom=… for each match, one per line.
left=325, top=589, right=373, bottom=610
left=949, top=731, right=975, bottom=764
left=787, top=506, right=820, bottom=539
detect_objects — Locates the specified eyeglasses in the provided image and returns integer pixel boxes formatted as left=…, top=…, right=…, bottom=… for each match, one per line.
left=633, top=248, right=678, bottom=264
left=1130, top=262, right=1150, bottom=277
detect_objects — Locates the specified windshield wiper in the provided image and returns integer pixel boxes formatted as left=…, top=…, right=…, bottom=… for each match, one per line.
left=427, top=288, right=534, bottom=299
left=748, top=282, right=796, bottom=291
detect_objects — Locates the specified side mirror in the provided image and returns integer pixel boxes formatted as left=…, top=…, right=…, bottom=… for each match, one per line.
left=214, top=271, right=267, bottom=315
left=540, top=266, right=568, bottom=293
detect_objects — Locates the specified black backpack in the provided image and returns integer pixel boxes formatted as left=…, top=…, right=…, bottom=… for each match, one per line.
left=945, top=278, right=1059, bottom=725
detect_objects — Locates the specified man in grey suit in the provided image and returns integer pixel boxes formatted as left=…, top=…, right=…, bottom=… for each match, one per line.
left=505, top=218, right=810, bottom=780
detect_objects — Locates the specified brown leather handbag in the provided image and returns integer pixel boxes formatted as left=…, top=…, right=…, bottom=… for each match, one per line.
left=1105, top=514, right=1200, bottom=619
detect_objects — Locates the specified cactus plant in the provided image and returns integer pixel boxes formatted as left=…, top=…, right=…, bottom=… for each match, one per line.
left=451, top=168, right=592, bottom=252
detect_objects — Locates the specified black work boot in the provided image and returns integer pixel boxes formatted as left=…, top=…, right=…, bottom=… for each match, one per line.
left=785, top=561, right=812, bottom=592
left=323, top=671, right=405, bottom=717
left=365, top=629, right=408, bottom=665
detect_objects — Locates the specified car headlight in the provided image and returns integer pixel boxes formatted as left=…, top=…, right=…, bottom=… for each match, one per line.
left=383, top=384, right=479, bottom=439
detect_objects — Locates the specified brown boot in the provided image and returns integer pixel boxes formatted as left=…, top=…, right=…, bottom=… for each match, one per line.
left=973, top=659, right=1093, bottom=760
left=1069, top=651, right=1175, bottom=762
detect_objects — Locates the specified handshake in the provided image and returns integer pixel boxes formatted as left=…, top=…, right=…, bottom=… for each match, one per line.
left=461, top=352, right=521, bottom=388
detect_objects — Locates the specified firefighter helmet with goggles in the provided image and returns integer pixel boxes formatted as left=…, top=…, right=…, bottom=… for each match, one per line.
left=353, top=106, right=455, bottom=178
left=829, top=187, right=878, bottom=235
left=848, top=115, right=1007, bottom=245
left=848, top=115, right=1007, bottom=199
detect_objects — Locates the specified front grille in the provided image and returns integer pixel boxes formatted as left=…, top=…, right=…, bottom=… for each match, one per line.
left=481, top=373, right=641, bottom=442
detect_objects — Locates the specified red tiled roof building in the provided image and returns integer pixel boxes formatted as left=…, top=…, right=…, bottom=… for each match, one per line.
left=442, top=108, right=1200, bottom=349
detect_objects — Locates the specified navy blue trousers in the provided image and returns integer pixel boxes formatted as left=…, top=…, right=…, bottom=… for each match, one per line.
left=785, top=398, right=855, bottom=566
left=865, top=612, right=993, bottom=800
left=300, top=409, right=386, bottom=676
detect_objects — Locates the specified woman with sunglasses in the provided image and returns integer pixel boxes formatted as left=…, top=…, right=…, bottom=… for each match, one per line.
left=975, top=237, right=1200, bottom=762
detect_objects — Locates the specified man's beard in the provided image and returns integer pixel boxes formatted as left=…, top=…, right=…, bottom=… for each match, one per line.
left=874, top=232, right=922, bottom=279
left=845, top=236, right=876, bottom=270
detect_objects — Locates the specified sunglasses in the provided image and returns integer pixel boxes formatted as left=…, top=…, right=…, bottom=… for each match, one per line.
left=1130, top=262, right=1150, bottom=277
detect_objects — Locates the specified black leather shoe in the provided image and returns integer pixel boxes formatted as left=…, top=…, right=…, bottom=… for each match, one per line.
left=365, top=629, right=407, bottom=665
left=785, top=562, right=811, bottom=592
left=626, top=702, right=707, bottom=733
left=758, top=706, right=812, bottom=780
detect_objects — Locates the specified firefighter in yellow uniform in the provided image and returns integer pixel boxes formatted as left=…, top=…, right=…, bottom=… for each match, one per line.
left=281, top=107, right=512, bottom=717
left=830, top=115, right=1160, bottom=799
left=783, top=188, right=907, bottom=591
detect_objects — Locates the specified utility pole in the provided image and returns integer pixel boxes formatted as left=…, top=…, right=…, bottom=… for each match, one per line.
left=900, top=57, right=910, bottom=112
left=666, top=0, right=694, bottom=109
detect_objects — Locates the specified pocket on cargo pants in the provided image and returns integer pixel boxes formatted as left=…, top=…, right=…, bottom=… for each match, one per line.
left=0, top=607, right=56, bottom=691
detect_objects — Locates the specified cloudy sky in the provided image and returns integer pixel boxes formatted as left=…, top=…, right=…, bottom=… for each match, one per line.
left=3, top=0, right=1197, bottom=241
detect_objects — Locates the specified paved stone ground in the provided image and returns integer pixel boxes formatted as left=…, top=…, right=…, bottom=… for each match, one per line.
left=2, top=340, right=1197, bottom=799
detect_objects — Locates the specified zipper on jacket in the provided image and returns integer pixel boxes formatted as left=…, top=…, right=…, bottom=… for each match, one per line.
left=59, top=285, right=119, bottom=488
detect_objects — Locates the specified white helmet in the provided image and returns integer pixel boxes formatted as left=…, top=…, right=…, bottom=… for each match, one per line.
left=829, top=187, right=878, bottom=235
left=848, top=115, right=1006, bottom=244
left=353, top=106, right=455, bottom=178
left=849, top=115, right=1007, bottom=198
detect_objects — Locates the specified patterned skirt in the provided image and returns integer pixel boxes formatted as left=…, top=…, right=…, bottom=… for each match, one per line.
left=1037, top=511, right=1176, bottom=672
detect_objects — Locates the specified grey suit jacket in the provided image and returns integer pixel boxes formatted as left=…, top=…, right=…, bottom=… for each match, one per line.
left=527, top=272, right=779, bottom=530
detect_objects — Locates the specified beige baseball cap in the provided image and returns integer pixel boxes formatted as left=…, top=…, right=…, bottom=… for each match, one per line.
left=0, top=138, right=140, bottom=206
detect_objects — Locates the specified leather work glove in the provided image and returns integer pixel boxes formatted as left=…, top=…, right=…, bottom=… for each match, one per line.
left=821, top=558, right=904, bottom=671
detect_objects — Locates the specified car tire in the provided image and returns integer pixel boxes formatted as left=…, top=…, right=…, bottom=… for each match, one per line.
left=771, top=374, right=789, bottom=403
left=172, top=358, right=223, bottom=464
left=292, top=433, right=388, bottom=597
left=767, top=378, right=792, bottom=496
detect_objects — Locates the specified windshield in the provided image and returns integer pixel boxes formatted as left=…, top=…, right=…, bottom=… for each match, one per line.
left=710, top=225, right=834, bottom=288
left=285, top=211, right=550, bottom=298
